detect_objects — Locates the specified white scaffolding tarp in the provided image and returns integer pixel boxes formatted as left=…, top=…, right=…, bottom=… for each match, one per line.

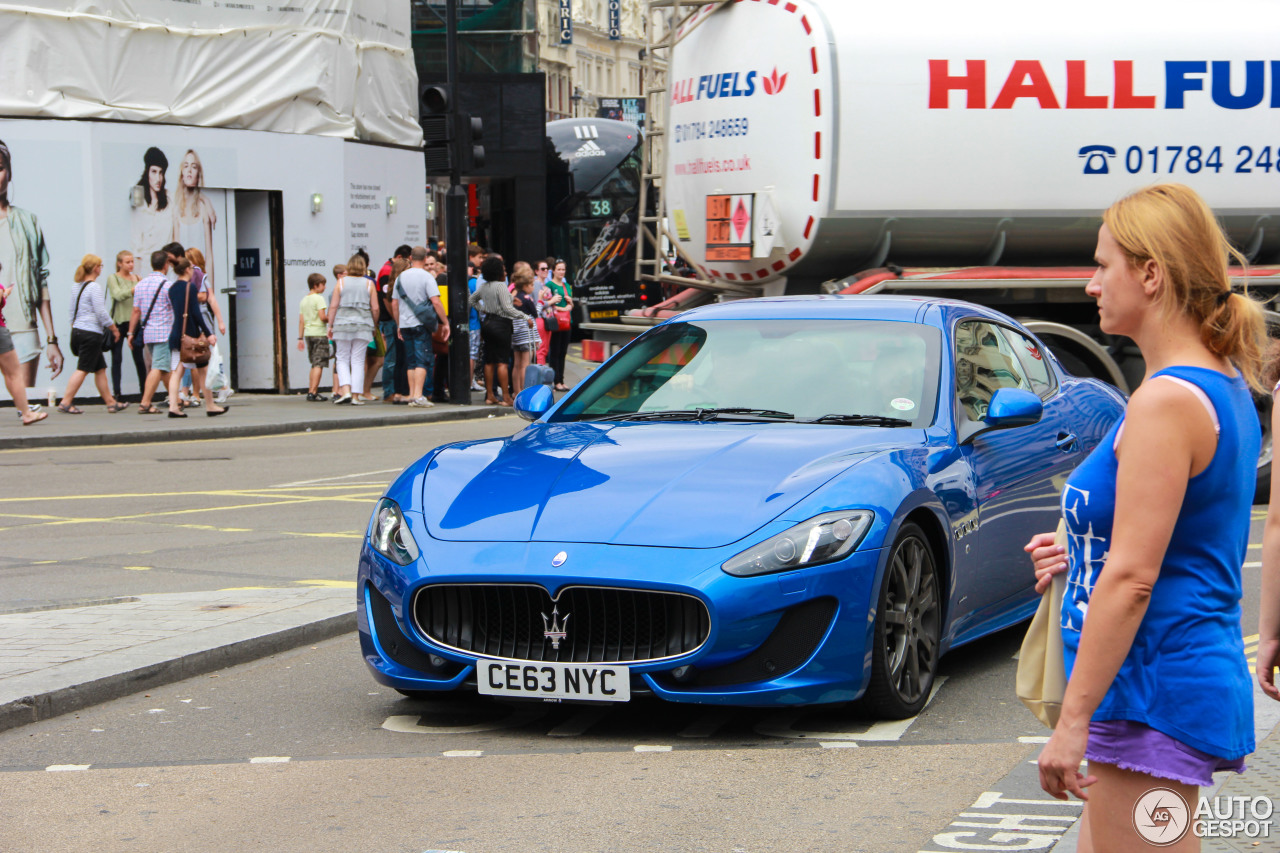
left=0, top=1, right=423, bottom=146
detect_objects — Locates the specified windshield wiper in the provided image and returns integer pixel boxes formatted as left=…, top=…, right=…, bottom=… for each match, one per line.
left=585, top=407, right=795, bottom=423
left=806, top=413, right=913, bottom=427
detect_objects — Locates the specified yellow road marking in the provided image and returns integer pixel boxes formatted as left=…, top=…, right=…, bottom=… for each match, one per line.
left=281, top=531, right=362, bottom=539
left=295, top=580, right=357, bottom=588
left=122, top=566, right=152, bottom=571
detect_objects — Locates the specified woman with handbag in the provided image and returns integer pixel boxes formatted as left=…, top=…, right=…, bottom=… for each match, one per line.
left=1025, top=185, right=1263, bottom=851
left=546, top=259, right=574, bottom=391
left=468, top=254, right=531, bottom=406
left=327, top=253, right=379, bottom=406
left=57, top=254, right=127, bottom=415
left=164, top=257, right=225, bottom=418
left=105, top=250, right=146, bottom=399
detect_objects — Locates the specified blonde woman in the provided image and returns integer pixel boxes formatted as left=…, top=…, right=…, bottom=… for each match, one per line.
left=58, top=254, right=127, bottom=414
left=105, top=250, right=146, bottom=398
left=327, top=253, right=379, bottom=405
left=175, top=150, right=217, bottom=286
left=1026, top=184, right=1264, bottom=852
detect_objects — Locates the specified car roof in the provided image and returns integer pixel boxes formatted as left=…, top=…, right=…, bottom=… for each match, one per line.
left=670, top=294, right=1019, bottom=328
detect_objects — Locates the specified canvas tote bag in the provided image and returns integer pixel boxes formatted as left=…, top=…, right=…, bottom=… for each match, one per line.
left=1016, top=519, right=1068, bottom=728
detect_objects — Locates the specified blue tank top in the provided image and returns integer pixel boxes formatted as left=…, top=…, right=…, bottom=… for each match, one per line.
left=1060, top=365, right=1258, bottom=760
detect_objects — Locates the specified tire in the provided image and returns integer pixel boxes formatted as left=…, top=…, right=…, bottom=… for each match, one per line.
left=860, top=522, right=941, bottom=719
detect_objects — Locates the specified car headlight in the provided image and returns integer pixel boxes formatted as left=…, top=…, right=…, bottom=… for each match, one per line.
left=722, top=510, right=873, bottom=577
left=369, top=498, right=420, bottom=565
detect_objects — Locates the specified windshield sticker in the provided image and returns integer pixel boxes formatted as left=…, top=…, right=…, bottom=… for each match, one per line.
left=891, top=398, right=916, bottom=411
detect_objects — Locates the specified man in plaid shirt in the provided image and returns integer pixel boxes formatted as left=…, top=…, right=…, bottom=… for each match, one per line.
left=126, top=250, right=175, bottom=414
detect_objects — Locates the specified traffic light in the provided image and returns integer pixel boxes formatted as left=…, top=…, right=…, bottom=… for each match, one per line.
left=420, top=83, right=452, bottom=175
left=459, top=113, right=484, bottom=172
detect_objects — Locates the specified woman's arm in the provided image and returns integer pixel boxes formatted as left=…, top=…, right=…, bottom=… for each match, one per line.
left=327, top=281, right=342, bottom=335
left=1037, top=380, right=1211, bottom=800
left=1259, top=398, right=1280, bottom=701
left=368, top=281, right=380, bottom=325
left=201, top=196, right=217, bottom=286
left=488, top=283, right=527, bottom=321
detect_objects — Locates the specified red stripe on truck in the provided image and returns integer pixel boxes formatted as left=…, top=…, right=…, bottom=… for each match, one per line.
left=802, top=15, right=811, bottom=33
left=814, top=88, right=822, bottom=116
left=814, top=131, right=821, bottom=158
left=812, top=174, right=819, bottom=201
left=804, top=216, right=814, bottom=239
left=811, top=47, right=818, bottom=74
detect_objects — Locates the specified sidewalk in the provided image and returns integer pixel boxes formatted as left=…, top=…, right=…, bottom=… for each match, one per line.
left=5, top=347, right=599, bottom=451
left=3, top=391, right=508, bottom=451
left=0, top=587, right=353, bottom=733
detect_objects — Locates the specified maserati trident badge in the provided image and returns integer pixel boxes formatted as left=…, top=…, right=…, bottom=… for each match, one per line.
left=542, top=606, right=570, bottom=649
left=552, top=550, right=568, bottom=567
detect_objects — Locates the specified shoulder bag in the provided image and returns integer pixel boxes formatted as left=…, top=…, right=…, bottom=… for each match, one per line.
left=178, top=282, right=211, bottom=366
left=395, top=276, right=440, bottom=332
left=132, top=281, right=164, bottom=351
left=1015, top=519, right=1068, bottom=728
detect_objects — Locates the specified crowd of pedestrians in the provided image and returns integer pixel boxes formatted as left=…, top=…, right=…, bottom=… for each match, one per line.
left=290, top=242, right=574, bottom=409
left=5, top=235, right=577, bottom=421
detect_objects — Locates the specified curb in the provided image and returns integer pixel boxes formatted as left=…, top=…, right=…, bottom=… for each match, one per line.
left=1, top=404, right=508, bottom=451
left=0, top=612, right=354, bottom=734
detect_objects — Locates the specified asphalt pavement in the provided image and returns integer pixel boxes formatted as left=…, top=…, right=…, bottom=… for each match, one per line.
left=2, top=345, right=1279, bottom=851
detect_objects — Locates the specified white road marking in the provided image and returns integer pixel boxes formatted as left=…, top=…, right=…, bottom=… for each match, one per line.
left=381, top=706, right=547, bottom=735
left=755, top=677, right=946, bottom=742
left=46, top=765, right=90, bottom=771
left=249, top=756, right=291, bottom=763
left=1018, top=736, right=1050, bottom=744
left=272, top=468, right=402, bottom=488
left=443, top=750, right=483, bottom=758
left=634, top=744, right=672, bottom=753
left=546, top=708, right=608, bottom=738
left=820, top=741, right=860, bottom=749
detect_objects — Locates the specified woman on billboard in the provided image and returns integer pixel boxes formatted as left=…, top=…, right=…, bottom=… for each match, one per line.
left=130, top=147, right=176, bottom=265
left=0, top=139, right=63, bottom=388
left=175, top=149, right=217, bottom=286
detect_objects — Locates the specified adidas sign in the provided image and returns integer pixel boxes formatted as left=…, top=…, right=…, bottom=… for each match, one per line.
left=573, top=140, right=607, bottom=158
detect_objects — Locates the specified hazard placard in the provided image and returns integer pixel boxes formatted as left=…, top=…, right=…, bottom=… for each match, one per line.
left=706, top=194, right=753, bottom=261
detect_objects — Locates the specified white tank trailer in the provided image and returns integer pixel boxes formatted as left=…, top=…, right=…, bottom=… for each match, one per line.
left=661, top=0, right=1280, bottom=495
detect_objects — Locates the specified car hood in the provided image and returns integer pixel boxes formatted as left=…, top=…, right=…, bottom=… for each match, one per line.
left=422, top=422, right=915, bottom=547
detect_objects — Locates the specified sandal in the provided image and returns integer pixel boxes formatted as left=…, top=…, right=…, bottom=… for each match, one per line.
left=56, top=404, right=83, bottom=414
left=138, top=404, right=161, bottom=415
left=20, top=411, right=48, bottom=426
left=107, top=401, right=129, bottom=413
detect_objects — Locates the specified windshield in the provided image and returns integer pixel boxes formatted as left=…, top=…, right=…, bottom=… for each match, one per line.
left=554, top=319, right=941, bottom=427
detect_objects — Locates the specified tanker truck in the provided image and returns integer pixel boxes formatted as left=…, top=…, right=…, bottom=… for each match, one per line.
left=645, top=0, right=1280, bottom=496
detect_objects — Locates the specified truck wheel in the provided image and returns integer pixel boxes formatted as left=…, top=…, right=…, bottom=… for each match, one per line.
left=861, top=522, right=940, bottom=719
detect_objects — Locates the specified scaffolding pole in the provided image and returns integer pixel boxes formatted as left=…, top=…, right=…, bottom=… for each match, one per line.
left=635, top=1, right=735, bottom=302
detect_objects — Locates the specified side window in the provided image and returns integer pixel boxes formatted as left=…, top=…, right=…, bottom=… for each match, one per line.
left=999, top=327, right=1055, bottom=397
left=954, top=320, right=1031, bottom=421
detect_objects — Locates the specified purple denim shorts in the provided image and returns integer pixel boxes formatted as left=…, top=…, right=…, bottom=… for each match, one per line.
left=1086, top=719, right=1246, bottom=787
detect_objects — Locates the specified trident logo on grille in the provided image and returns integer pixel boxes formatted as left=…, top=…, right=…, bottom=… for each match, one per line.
left=542, top=606, right=570, bottom=649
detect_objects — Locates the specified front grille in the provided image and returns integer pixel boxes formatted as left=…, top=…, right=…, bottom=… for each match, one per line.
left=412, top=584, right=710, bottom=664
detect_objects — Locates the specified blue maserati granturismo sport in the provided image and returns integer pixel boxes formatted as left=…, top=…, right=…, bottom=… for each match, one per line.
left=357, top=295, right=1125, bottom=718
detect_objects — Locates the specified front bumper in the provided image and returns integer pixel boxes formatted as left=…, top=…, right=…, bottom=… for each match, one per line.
left=357, top=521, right=886, bottom=708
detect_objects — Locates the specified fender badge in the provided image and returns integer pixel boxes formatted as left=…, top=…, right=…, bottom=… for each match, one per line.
left=551, top=551, right=568, bottom=567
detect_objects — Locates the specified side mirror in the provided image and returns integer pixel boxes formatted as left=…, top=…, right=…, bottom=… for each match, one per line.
left=514, top=385, right=555, bottom=422
left=983, top=388, right=1043, bottom=429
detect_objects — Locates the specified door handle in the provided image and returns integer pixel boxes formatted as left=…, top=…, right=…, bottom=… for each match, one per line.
left=1056, top=432, right=1077, bottom=451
